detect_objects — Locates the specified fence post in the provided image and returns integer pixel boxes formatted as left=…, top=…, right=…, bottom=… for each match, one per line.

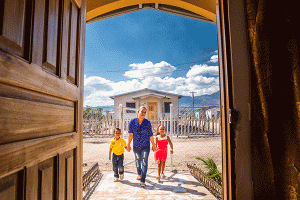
left=170, top=104, right=173, bottom=172
left=119, top=104, right=124, bottom=136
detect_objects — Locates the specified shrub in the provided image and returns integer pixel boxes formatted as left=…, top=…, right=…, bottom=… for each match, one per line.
left=196, top=157, right=222, bottom=185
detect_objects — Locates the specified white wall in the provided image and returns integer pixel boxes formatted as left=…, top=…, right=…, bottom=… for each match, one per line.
left=112, top=91, right=180, bottom=119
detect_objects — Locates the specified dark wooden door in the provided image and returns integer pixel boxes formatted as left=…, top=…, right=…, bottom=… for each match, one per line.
left=0, top=0, right=86, bottom=199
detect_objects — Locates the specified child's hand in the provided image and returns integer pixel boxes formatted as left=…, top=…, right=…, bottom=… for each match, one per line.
left=127, top=145, right=131, bottom=152
left=170, top=149, right=173, bottom=154
left=151, top=145, right=155, bottom=152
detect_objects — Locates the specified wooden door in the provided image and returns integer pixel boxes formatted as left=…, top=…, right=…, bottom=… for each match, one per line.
left=147, top=102, right=158, bottom=121
left=0, top=0, right=86, bottom=199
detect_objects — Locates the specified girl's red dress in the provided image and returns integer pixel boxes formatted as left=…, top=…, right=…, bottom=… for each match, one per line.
left=154, top=135, right=168, bottom=164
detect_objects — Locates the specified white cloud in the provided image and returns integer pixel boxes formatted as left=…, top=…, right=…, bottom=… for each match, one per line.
left=186, top=64, right=219, bottom=77
left=209, top=54, right=218, bottom=63
left=84, top=61, right=220, bottom=107
left=84, top=75, right=219, bottom=107
left=124, top=61, right=176, bottom=79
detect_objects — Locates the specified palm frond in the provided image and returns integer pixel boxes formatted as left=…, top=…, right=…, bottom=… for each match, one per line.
left=196, top=157, right=222, bottom=185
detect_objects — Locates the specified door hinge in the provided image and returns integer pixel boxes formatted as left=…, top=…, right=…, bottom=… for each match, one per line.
left=228, top=109, right=237, bottom=124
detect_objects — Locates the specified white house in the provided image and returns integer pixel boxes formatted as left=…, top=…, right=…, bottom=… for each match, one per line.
left=205, top=107, right=220, bottom=119
left=109, top=88, right=183, bottom=121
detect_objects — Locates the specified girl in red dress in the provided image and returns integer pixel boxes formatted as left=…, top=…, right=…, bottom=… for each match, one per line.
left=154, top=124, right=173, bottom=181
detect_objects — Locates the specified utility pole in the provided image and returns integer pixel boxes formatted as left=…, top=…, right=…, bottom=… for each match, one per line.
left=189, top=91, right=196, bottom=115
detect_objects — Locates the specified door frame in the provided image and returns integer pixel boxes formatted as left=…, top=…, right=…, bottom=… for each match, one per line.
left=217, top=0, right=252, bottom=199
left=84, top=0, right=253, bottom=198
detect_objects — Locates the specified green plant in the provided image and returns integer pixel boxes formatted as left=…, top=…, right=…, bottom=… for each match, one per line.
left=196, top=157, right=222, bottom=185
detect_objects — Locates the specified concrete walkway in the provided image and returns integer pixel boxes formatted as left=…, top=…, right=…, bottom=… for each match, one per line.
left=87, top=170, right=217, bottom=200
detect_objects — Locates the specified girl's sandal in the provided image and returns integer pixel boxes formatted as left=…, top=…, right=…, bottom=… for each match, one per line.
left=156, top=176, right=160, bottom=182
left=161, top=173, right=166, bottom=178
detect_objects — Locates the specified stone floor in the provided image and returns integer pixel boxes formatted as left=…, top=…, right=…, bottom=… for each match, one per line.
left=86, top=170, right=217, bottom=200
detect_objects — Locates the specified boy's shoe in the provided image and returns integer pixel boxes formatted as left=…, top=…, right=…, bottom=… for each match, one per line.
left=119, top=174, right=124, bottom=180
left=156, top=176, right=160, bottom=182
left=140, top=182, right=146, bottom=187
left=114, top=177, right=118, bottom=182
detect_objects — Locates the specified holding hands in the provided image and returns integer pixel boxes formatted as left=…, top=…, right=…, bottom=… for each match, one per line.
left=127, top=145, right=131, bottom=152
left=152, top=145, right=156, bottom=152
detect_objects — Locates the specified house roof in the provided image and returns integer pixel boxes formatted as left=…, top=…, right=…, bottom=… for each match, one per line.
left=109, top=88, right=183, bottom=99
left=132, top=93, right=172, bottom=100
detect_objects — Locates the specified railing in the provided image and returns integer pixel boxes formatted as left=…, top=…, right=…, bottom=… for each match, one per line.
left=158, top=117, right=221, bottom=136
left=83, top=117, right=220, bottom=137
left=83, top=163, right=102, bottom=200
left=187, top=163, right=222, bottom=200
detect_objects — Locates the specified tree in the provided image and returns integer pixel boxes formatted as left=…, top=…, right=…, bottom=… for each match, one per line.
left=83, top=107, right=103, bottom=119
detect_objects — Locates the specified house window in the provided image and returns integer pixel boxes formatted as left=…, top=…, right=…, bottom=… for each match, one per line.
left=126, top=102, right=136, bottom=113
left=164, top=102, right=171, bottom=113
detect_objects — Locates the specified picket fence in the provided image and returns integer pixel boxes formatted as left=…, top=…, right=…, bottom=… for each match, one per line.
left=83, top=116, right=220, bottom=137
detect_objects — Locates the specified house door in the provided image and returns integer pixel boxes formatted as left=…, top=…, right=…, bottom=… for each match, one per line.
left=0, top=0, right=86, bottom=199
left=147, top=102, right=158, bottom=121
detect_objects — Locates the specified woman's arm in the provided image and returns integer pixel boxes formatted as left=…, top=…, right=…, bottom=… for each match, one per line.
left=150, top=136, right=156, bottom=152
left=167, top=136, right=173, bottom=154
left=127, top=133, right=133, bottom=152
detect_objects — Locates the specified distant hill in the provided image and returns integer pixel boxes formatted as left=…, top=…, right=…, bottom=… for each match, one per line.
left=179, top=91, right=220, bottom=107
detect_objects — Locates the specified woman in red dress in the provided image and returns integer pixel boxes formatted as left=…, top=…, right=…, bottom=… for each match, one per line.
left=154, top=124, right=173, bottom=181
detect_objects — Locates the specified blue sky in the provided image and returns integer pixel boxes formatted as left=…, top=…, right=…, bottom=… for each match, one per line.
left=84, top=9, right=218, bottom=107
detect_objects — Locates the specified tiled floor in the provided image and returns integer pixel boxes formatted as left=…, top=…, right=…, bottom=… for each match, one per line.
left=87, top=170, right=217, bottom=200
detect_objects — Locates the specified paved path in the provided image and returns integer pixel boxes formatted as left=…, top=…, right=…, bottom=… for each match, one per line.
left=87, top=170, right=217, bottom=200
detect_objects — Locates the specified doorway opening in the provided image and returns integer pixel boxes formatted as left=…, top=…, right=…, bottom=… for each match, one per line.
left=82, top=5, right=222, bottom=199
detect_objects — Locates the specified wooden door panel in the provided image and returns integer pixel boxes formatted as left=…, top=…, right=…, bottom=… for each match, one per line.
left=0, top=96, right=74, bottom=144
left=0, top=0, right=85, bottom=199
left=0, top=0, right=29, bottom=58
left=39, top=157, right=56, bottom=200
left=0, top=170, right=24, bottom=200
left=43, top=0, right=60, bottom=74
left=0, top=51, right=78, bottom=101
left=0, top=82, right=75, bottom=107
left=0, top=133, right=77, bottom=179
left=26, top=165, right=38, bottom=200
left=58, top=150, right=75, bottom=200
left=67, top=2, right=79, bottom=84
left=0, top=172, right=18, bottom=200
left=31, top=0, right=46, bottom=66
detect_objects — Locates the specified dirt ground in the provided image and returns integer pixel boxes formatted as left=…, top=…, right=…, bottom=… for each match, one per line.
left=83, top=134, right=222, bottom=174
